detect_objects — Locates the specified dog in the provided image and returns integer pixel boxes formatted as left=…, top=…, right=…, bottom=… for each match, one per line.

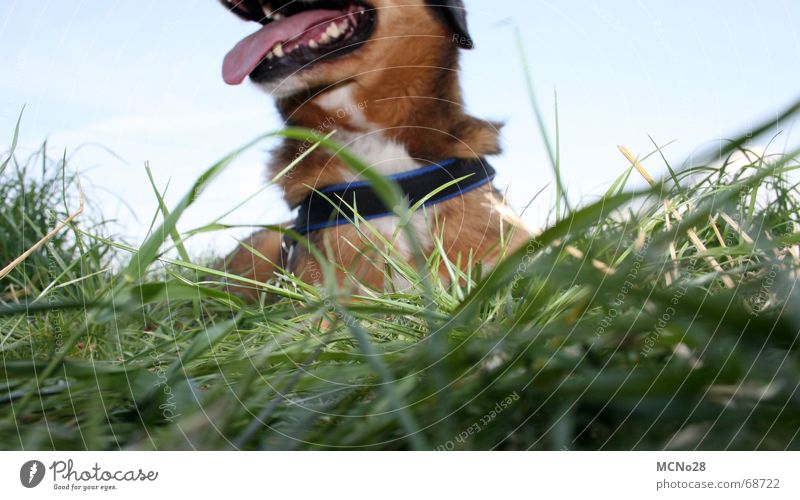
left=218, top=0, right=531, bottom=296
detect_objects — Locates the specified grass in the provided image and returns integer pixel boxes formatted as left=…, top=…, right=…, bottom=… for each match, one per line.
left=1, top=97, right=800, bottom=451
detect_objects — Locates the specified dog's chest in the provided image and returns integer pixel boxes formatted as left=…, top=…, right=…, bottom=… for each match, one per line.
left=316, top=85, right=421, bottom=177
left=315, top=85, right=433, bottom=255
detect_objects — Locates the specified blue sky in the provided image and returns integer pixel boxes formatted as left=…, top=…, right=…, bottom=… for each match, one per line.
left=2, top=0, right=799, bottom=254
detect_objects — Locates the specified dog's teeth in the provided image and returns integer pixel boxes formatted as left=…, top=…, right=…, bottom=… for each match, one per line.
left=320, top=32, right=331, bottom=44
left=327, top=22, right=341, bottom=39
left=337, top=21, right=349, bottom=33
left=266, top=52, right=274, bottom=60
left=272, top=12, right=284, bottom=20
left=262, top=6, right=272, bottom=19
left=272, top=43, right=285, bottom=58
left=308, top=39, right=319, bottom=49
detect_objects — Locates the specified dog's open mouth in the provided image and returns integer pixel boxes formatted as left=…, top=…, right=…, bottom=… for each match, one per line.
left=222, top=0, right=376, bottom=85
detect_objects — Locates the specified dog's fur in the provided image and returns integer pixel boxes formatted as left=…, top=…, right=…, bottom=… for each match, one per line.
left=221, top=0, right=531, bottom=295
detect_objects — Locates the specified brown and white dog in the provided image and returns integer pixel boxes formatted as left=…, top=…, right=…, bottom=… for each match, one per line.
left=219, top=0, right=531, bottom=295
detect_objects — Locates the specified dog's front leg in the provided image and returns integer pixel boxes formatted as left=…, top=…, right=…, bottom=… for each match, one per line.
left=218, top=225, right=292, bottom=300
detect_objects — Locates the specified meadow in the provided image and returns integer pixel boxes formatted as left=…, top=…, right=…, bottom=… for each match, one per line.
left=1, top=96, right=799, bottom=451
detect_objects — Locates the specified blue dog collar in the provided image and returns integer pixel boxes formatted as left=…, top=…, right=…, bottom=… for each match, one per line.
left=293, top=157, right=496, bottom=236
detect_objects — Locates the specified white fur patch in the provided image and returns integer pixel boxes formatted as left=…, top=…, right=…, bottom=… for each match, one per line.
left=369, top=211, right=431, bottom=256
left=316, top=84, right=421, bottom=178
left=337, top=131, right=422, bottom=179
left=316, top=85, right=370, bottom=128
left=367, top=211, right=432, bottom=290
left=258, top=75, right=308, bottom=98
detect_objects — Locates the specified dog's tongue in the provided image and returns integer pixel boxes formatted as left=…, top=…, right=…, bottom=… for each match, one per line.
left=223, top=9, right=342, bottom=85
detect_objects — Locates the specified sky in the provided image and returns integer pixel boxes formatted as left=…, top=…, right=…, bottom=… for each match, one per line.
left=1, top=0, right=799, bottom=255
